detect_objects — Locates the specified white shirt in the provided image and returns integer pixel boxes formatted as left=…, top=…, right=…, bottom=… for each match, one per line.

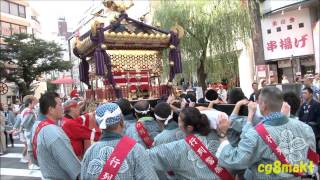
left=200, top=109, right=228, bottom=130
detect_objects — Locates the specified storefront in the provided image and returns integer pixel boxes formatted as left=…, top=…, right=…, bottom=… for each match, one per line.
left=261, top=5, right=319, bottom=83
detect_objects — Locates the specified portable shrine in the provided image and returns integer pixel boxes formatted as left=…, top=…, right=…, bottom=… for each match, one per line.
left=73, top=0, right=183, bottom=102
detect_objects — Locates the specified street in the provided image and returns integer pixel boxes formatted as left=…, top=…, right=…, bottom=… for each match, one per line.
left=0, top=0, right=319, bottom=179
left=0, top=141, right=41, bottom=180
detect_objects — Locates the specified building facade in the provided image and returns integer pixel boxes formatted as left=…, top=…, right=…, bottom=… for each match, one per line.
left=0, top=0, right=29, bottom=46
left=259, top=0, right=319, bottom=83
left=0, top=0, right=41, bottom=106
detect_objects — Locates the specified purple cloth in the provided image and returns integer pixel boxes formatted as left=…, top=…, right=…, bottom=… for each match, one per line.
left=79, top=58, right=90, bottom=87
left=169, top=31, right=182, bottom=81
left=90, top=25, right=121, bottom=98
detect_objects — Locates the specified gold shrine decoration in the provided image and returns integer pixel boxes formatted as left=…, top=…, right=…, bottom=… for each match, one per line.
left=74, top=32, right=171, bottom=55
left=110, top=50, right=162, bottom=73
left=76, top=36, right=94, bottom=54
left=102, top=0, right=134, bottom=13
left=170, top=24, right=185, bottom=39
left=89, top=50, right=162, bottom=78
left=104, top=31, right=170, bottom=44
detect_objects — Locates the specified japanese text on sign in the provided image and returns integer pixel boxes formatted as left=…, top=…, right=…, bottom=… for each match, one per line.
left=261, top=8, right=314, bottom=60
left=267, top=34, right=308, bottom=52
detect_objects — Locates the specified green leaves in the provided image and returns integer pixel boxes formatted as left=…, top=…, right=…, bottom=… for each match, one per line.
left=0, top=33, right=72, bottom=96
left=153, top=0, right=250, bottom=86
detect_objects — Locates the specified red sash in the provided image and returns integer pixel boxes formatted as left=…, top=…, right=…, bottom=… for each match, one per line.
left=98, top=136, right=136, bottom=180
left=32, top=119, right=55, bottom=160
left=255, top=123, right=319, bottom=176
left=135, top=121, right=153, bottom=148
left=307, top=148, right=319, bottom=165
left=185, top=134, right=233, bottom=180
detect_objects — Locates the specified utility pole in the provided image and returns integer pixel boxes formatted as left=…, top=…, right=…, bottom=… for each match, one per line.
left=67, top=35, right=75, bottom=90
left=68, top=38, right=73, bottom=79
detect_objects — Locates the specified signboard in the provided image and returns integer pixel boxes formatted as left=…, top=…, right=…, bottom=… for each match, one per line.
left=256, top=65, right=267, bottom=78
left=260, top=0, right=305, bottom=14
left=261, top=8, right=314, bottom=60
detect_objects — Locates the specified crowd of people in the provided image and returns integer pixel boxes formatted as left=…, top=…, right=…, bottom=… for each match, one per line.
left=0, top=77, right=319, bottom=179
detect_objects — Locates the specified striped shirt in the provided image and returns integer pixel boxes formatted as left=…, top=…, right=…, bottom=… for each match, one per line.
left=32, top=121, right=81, bottom=179
left=81, top=131, right=159, bottom=180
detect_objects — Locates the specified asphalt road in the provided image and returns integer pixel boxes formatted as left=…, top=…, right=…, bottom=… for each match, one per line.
left=0, top=140, right=41, bottom=180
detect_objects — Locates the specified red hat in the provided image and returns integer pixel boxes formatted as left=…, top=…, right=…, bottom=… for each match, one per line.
left=70, top=90, right=79, bottom=98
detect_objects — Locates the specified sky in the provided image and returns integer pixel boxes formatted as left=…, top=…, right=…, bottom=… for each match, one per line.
left=29, top=0, right=96, bottom=37
left=28, top=0, right=150, bottom=40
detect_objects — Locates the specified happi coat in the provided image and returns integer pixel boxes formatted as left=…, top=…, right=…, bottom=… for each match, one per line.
left=148, top=131, right=223, bottom=179
left=123, top=113, right=136, bottom=134
left=81, top=131, right=159, bottom=180
left=227, top=113, right=262, bottom=147
left=125, top=116, right=161, bottom=148
left=153, top=121, right=185, bottom=147
left=218, top=113, right=318, bottom=180
left=32, top=119, right=81, bottom=179
left=151, top=121, right=185, bottom=180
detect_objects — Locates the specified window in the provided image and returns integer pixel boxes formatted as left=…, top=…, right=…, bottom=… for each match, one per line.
left=276, top=27, right=281, bottom=32
left=287, top=25, right=292, bottom=30
left=299, top=23, right=304, bottom=28
left=267, top=29, right=271, bottom=34
left=0, top=21, right=11, bottom=36
left=1, top=1, right=9, bottom=13
left=0, top=21, right=28, bottom=36
left=11, top=24, right=20, bottom=35
left=1, top=1, right=26, bottom=18
left=9, top=3, right=19, bottom=16
left=18, top=5, right=25, bottom=18
left=20, top=26, right=27, bottom=34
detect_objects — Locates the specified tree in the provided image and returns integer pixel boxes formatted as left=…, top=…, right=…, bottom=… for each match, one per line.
left=46, top=81, right=59, bottom=92
left=153, top=0, right=250, bottom=91
left=0, top=33, right=72, bottom=96
left=247, top=0, right=265, bottom=65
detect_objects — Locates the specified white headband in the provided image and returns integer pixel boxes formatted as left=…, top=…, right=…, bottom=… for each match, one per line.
left=96, top=106, right=122, bottom=129
left=134, top=104, right=150, bottom=115
left=154, top=111, right=173, bottom=125
left=205, top=97, right=213, bottom=103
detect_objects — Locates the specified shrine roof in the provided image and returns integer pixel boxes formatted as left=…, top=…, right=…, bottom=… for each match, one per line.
left=74, top=13, right=171, bottom=57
